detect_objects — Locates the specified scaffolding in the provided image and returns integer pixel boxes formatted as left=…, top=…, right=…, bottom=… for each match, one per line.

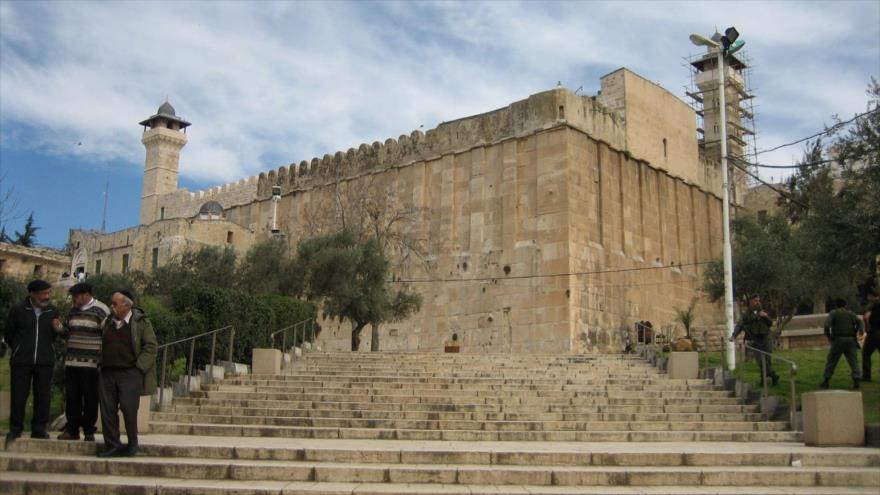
left=683, top=49, right=760, bottom=191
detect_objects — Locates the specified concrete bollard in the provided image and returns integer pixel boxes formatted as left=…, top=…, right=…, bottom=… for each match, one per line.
left=251, top=348, right=282, bottom=375
left=803, top=390, right=864, bottom=446
left=668, top=352, right=699, bottom=380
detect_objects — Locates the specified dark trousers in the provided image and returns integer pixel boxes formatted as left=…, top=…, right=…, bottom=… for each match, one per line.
left=863, top=335, right=880, bottom=381
left=99, top=367, right=142, bottom=449
left=9, top=364, right=53, bottom=435
left=64, top=366, right=100, bottom=435
left=749, top=337, right=778, bottom=382
left=823, top=336, right=861, bottom=382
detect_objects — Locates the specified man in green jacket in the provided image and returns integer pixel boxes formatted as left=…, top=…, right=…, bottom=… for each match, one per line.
left=821, top=298, right=863, bottom=389
left=97, top=291, right=157, bottom=458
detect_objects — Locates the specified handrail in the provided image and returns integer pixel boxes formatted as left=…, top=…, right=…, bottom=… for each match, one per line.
left=270, top=318, right=317, bottom=368
left=156, top=324, right=235, bottom=410
left=740, top=341, right=798, bottom=430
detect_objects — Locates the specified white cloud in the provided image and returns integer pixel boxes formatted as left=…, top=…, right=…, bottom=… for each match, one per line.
left=1, top=1, right=877, bottom=189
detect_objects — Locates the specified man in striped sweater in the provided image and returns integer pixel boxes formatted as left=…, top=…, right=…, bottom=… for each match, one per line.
left=58, top=283, right=109, bottom=441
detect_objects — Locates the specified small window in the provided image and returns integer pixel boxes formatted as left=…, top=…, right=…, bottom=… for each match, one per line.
left=0, top=259, right=6, bottom=272
left=160, top=207, right=165, bottom=220
left=151, top=247, right=159, bottom=270
left=75, top=241, right=80, bottom=249
left=757, top=210, right=768, bottom=222
left=558, top=105, right=565, bottom=119
left=662, top=138, right=668, bottom=158
left=33, top=264, right=43, bottom=276
left=95, top=259, right=102, bottom=275
left=226, top=231, right=234, bottom=244
left=122, top=254, right=130, bottom=273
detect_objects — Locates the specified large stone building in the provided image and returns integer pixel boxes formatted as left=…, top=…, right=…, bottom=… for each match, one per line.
left=71, top=68, right=735, bottom=353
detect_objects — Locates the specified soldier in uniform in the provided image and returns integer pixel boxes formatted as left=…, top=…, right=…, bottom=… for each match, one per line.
left=730, top=294, right=779, bottom=386
left=821, top=298, right=863, bottom=389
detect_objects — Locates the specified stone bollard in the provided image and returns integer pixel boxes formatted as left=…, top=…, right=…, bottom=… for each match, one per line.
left=803, top=390, right=864, bottom=446
left=668, top=352, right=698, bottom=380
left=251, top=348, right=282, bottom=375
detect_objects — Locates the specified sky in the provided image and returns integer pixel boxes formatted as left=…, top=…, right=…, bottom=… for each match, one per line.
left=1, top=0, right=878, bottom=248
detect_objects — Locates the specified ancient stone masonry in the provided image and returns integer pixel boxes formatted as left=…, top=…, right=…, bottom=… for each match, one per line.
left=71, top=71, right=728, bottom=354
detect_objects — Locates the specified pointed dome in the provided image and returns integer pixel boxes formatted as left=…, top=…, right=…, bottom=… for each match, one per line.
left=139, top=99, right=191, bottom=129
left=157, top=101, right=176, bottom=117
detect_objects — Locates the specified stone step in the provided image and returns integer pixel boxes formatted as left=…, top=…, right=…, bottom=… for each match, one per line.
left=149, top=422, right=801, bottom=442
left=167, top=404, right=767, bottom=422
left=6, top=438, right=877, bottom=468
left=151, top=412, right=789, bottom=432
left=173, top=397, right=762, bottom=414
left=3, top=453, right=877, bottom=487
left=220, top=378, right=722, bottom=390
left=206, top=385, right=735, bottom=398
left=189, top=391, right=745, bottom=406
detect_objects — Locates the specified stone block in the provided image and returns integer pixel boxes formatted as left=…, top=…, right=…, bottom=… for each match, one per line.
left=668, top=352, right=698, bottom=380
left=803, top=390, right=864, bottom=446
left=251, top=348, right=282, bottom=375
left=97, top=394, right=151, bottom=434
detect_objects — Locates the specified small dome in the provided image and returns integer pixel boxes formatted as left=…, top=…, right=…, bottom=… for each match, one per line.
left=157, top=101, right=176, bottom=116
left=198, top=201, right=224, bottom=217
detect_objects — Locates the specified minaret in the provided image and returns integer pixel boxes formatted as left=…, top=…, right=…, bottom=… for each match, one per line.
left=689, top=32, right=755, bottom=203
left=138, top=101, right=190, bottom=225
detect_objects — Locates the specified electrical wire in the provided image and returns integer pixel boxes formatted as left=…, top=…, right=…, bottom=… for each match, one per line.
left=754, top=107, right=879, bottom=156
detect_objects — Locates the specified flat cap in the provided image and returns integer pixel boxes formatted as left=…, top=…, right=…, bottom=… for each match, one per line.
left=69, top=282, right=93, bottom=295
left=27, top=279, right=51, bottom=292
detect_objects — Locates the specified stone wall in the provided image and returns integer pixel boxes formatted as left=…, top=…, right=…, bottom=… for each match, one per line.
left=233, top=124, right=724, bottom=354
left=70, top=219, right=254, bottom=276
left=0, top=242, right=71, bottom=282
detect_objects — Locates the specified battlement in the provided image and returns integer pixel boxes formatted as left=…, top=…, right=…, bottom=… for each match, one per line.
left=251, top=87, right=626, bottom=198
left=151, top=87, right=627, bottom=224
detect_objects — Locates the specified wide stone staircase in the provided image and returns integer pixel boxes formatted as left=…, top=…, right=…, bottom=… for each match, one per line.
left=2, top=352, right=878, bottom=494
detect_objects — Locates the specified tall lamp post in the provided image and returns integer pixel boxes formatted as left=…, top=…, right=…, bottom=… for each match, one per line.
left=690, top=27, right=744, bottom=370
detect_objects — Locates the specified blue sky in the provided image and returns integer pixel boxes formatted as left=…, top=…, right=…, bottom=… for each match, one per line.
left=1, top=0, right=878, bottom=248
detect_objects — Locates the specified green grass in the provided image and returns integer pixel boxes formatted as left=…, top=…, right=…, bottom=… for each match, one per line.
left=698, top=348, right=880, bottom=425
left=0, top=356, right=65, bottom=434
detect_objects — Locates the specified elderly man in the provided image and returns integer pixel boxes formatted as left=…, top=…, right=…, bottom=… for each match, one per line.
left=98, top=291, right=157, bottom=458
left=3, top=280, right=63, bottom=443
left=58, top=282, right=110, bottom=442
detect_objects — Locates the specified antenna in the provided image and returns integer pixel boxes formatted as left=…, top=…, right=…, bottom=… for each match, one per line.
left=101, top=178, right=109, bottom=233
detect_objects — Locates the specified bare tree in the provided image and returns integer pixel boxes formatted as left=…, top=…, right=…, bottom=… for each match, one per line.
left=0, top=172, right=23, bottom=242
left=299, top=172, right=430, bottom=350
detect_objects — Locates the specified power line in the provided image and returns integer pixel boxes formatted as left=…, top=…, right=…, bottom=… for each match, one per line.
left=728, top=157, right=807, bottom=209
left=754, top=107, right=879, bottom=156
left=391, top=260, right=714, bottom=284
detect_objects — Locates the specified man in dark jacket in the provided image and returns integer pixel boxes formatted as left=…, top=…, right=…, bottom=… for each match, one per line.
left=821, top=298, right=863, bottom=389
left=98, top=291, right=157, bottom=458
left=58, top=282, right=109, bottom=442
left=3, top=280, right=64, bottom=443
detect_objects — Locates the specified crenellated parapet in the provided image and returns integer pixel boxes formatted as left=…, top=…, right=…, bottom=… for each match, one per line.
left=156, top=87, right=628, bottom=221
left=252, top=88, right=626, bottom=198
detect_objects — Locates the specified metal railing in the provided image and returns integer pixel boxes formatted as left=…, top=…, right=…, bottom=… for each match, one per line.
left=738, top=340, right=799, bottom=429
left=270, top=318, right=316, bottom=367
left=156, top=325, right=235, bottom=409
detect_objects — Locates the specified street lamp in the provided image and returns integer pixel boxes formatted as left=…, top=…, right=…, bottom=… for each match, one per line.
left=690, top=27, right=744, bottom=371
